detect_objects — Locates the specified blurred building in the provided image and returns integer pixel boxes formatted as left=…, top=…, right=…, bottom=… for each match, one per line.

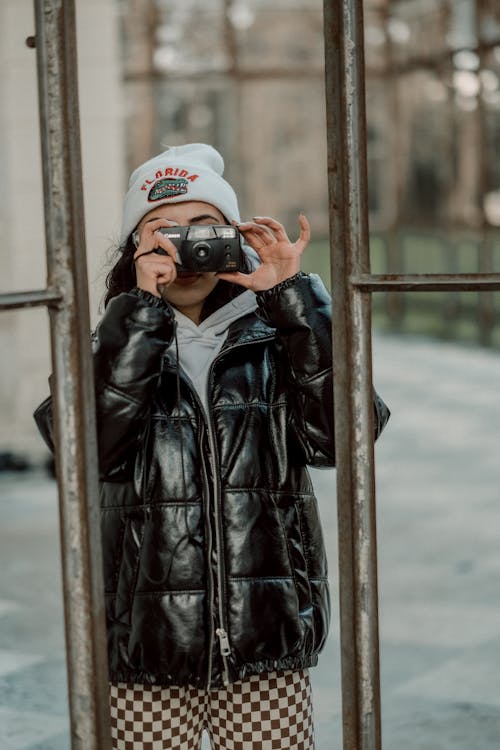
left=119, top=0, right=329, bottom=233
left=120, top=0, right=500, bottom=235
left=363, top=0, right=500, bottom=345
left=365, top=0, right=500, bottom=231
left=0, top=0, right=124, bottom=462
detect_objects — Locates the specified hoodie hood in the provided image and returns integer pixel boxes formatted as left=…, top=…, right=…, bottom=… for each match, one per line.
left=169, top=289, right=258, bottom=412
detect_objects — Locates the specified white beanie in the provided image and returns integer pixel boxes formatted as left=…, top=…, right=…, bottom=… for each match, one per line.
left=120, top=143, right=241, bottom=245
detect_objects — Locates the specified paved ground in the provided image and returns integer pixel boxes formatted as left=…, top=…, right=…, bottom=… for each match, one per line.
left=1, top=332, right=500, bottom=749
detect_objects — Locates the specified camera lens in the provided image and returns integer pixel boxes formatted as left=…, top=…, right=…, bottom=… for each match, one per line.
left=193, top=242, right=211, bottom=259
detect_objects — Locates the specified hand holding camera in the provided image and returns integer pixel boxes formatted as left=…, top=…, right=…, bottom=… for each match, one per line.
left=133, top=213, right=310, bottom=298
left=218, top=214, right=311, bottom=292
left=134, top=218, right=246, bottom=298
left=133, top=218, right=180, bottom=297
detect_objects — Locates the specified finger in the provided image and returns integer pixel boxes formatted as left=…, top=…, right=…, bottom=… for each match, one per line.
left=133, top=247, right=176, bottom=265
left=238, top=221, right=276, bottom=240
left=135, top=258, right=177, bottom=296
left=154, top=231, right=181, bottom=263
left=216, top=271, right=254, bottom=289
left=134, top=250, right=176, bottom=276
left=134, top=248, right=156, bottom=261
left=251, top=216, right=289, bottom=243
left=237, top=222, right=277, bottom=249
left=296, top=213, right=311, bottom=247
left=136, top=261, right=176, bottom=279
left=140, top=217, right=177, bottom=237
left=157, top=269, right=177, bottom=286
left=134, top=218, right=178, bottom=250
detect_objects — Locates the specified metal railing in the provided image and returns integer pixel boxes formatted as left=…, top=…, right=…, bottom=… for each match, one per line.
left=324, top=1, right=500, bottom=748
left=0, top=1, right=111, bottom=747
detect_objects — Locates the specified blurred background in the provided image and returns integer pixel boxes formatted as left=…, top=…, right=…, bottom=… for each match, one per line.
left=2, top=0, right=500, bottom=462
left=1, top=2, right=500, bottom=749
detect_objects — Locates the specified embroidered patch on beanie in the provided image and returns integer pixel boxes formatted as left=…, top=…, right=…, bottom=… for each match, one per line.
left=147, top=177, right=189, bottom=202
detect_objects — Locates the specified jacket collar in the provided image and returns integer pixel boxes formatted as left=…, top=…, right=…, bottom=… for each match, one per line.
left=222, top=310, right=275, bottom=350
left=162, top=311, right=275, bottom=369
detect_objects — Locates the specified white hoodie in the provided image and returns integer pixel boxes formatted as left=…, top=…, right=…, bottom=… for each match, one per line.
left=170, top=289, right=258, bottom=414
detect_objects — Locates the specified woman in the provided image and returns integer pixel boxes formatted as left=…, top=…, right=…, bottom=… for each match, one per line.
left=35, top=143, right=389, bottom=749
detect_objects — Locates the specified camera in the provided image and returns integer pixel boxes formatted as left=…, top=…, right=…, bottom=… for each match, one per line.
left=155, top=224, right=245, bottom=272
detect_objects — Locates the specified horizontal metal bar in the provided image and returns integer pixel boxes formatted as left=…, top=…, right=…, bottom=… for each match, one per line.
left=368, top=37, right=500, bottom=79
left=0, top=288, right=62, bottom=311
left=352, top=274, right=500, bottom=292
left=124, top=67, right=325, bottom=83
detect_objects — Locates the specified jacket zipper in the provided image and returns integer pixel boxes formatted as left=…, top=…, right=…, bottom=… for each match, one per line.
left=184, top=384, right=225, bottom=690
left=169, top=363, right=232, bottom=687
left=198, top=423, right=216, bottom=690
left=215, top=627, right=231, bottom=656
left=166, top=363, right=216, bottom=690
left=205, top=335, right=274, bottom=686
left=166, top=333, right=274, bottom=689
left=204, top=394, right=231, bottom=686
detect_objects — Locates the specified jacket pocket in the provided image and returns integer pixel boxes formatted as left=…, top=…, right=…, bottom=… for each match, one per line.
left=273, top=495, right=313, bottom=619
left=112, top=510, right=146, bottom=627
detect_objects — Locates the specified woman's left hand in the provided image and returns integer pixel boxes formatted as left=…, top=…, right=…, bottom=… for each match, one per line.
left=217, top=214, right=310, bottom=292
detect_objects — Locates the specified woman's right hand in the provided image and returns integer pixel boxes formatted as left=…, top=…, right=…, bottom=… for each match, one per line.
left=133, top=218, right=179, bottom=298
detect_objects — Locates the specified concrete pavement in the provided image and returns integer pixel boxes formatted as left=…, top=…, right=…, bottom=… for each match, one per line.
left=1, top=332, right=500, bottom=748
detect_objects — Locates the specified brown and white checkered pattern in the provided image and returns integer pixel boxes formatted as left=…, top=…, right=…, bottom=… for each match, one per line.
left=109, top=682, right=207, bottom=749
left=109, top=669, right=315, bottom=749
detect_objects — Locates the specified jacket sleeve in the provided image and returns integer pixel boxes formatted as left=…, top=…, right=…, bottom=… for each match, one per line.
left=33, top=288, right=176, bottom=477
left=256, top=272, right=390, bottom=468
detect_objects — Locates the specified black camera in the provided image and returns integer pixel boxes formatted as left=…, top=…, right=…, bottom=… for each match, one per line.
left=155, top=224, right=245, bottom=272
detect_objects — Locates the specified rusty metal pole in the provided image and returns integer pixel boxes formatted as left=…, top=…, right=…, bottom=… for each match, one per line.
left=323, top=1, right=382, bottom=748
left=33, top=1, right=111, bottom=747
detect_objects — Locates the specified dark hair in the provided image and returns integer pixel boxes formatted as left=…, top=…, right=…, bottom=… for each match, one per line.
left=104, top=236, right=250, bottom=321
left=104, top=237, right=137, bottom=307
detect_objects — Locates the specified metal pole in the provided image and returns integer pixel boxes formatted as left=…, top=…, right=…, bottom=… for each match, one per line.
left=323, top=1, right=382, bottom=748
left=33, top=1, right=111, bottom=747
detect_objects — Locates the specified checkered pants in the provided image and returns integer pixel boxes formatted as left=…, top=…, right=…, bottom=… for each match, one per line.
left=109, top=669, right=315, bottom=749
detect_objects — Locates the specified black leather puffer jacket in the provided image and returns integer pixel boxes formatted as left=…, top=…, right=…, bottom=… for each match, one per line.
left=35, top=272, right=389, bottom=689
